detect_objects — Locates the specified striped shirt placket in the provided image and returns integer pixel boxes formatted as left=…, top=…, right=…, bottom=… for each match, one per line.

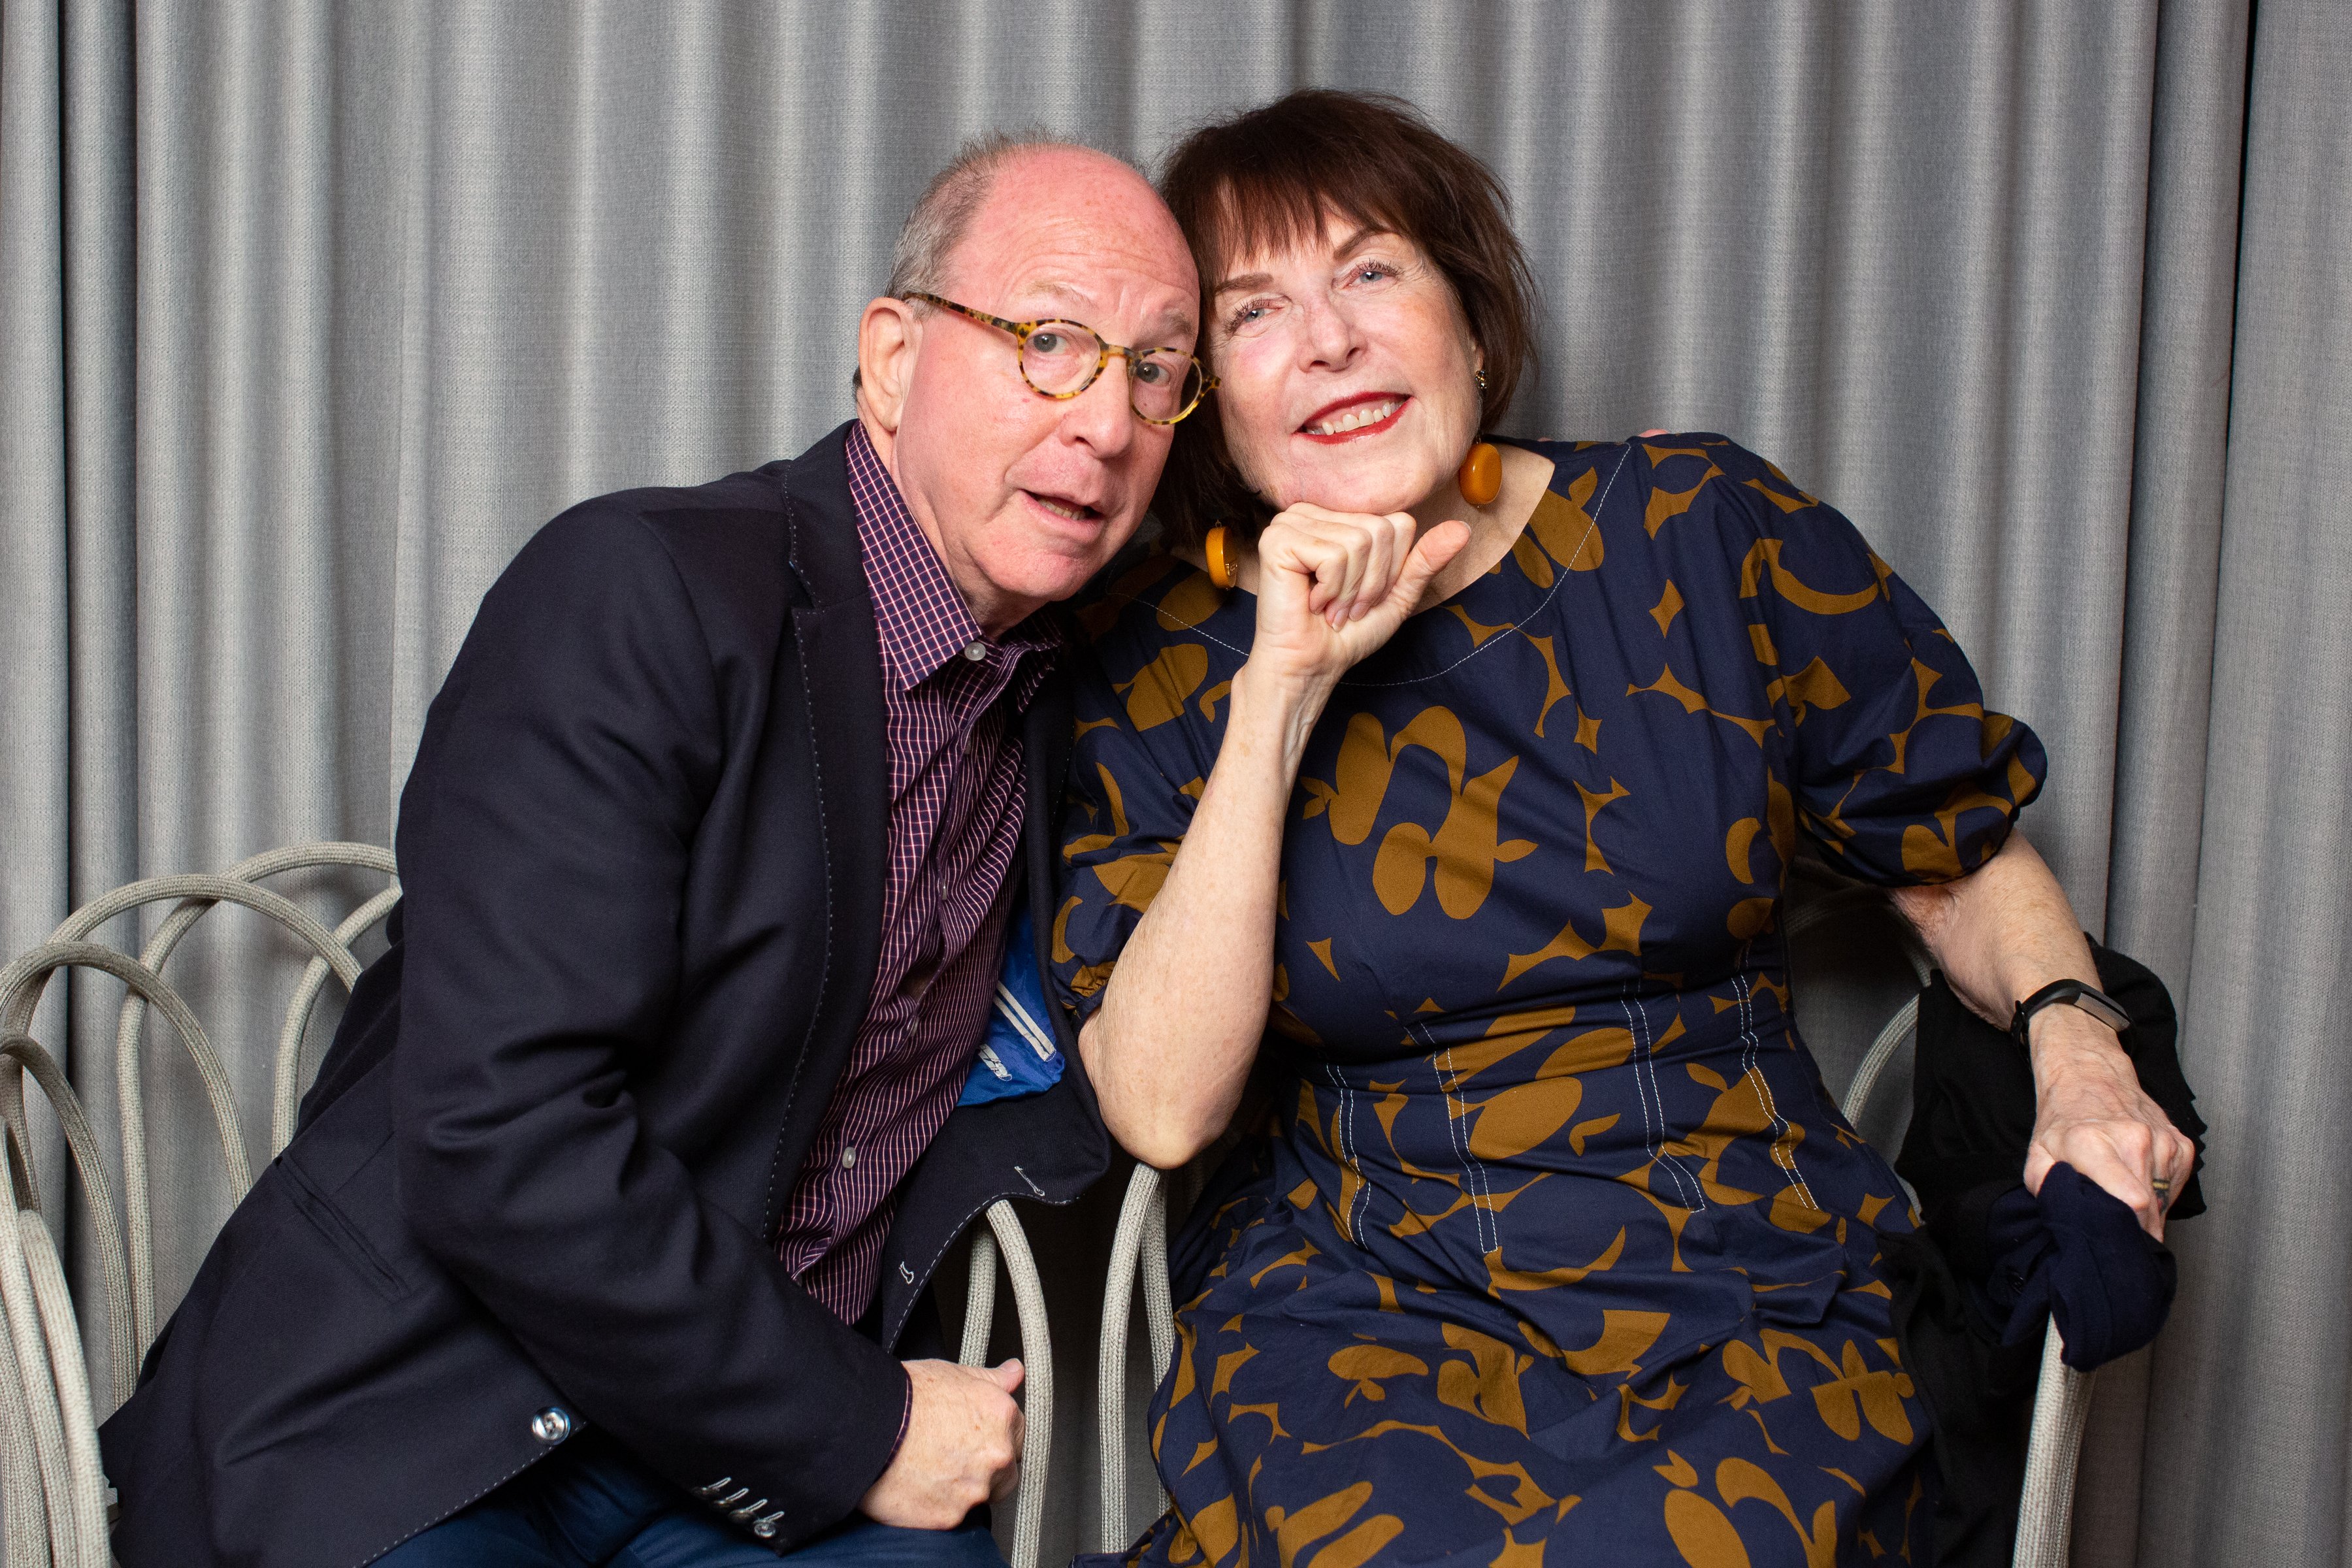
left=775, top=423, right=1061, bottom=1324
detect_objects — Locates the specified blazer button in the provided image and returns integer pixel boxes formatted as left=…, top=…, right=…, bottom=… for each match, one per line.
left=753, top=1518, right=781, bottom=1539
left=530, top=1407, right=574, bottom=1445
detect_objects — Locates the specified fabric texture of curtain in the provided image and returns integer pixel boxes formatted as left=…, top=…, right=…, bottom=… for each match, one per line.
left=3, top=2, right=2345, bottom=1563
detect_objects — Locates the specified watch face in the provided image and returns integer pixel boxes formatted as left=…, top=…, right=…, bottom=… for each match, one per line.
left=2069, top=988, right=2132, bottom=1034
left=2014, top=980, right=2130, bottom=1043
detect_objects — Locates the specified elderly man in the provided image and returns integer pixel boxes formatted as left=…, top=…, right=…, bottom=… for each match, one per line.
left=98, top=137, right=1200, bottom=1568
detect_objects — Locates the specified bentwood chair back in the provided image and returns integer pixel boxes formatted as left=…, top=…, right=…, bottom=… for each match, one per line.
left=0, top=844, right=1054, bottom=1568
left=0, top=842, right=400, bottom=1565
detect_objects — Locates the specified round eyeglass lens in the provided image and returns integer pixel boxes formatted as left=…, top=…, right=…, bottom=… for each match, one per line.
left=1132, top=353, right=1204, bottom=422
left=1020, top=323, right=1102, bottom=396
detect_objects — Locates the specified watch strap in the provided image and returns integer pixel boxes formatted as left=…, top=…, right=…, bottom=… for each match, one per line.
left=2009, top=978, right=2132, bottom=1048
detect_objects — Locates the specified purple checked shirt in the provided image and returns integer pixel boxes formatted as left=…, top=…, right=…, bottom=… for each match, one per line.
left=775, top=422, right=1060, bottom=1327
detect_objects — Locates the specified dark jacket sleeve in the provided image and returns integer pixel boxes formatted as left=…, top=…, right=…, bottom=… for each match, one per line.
left=390, top=502, right=907, bottom=1545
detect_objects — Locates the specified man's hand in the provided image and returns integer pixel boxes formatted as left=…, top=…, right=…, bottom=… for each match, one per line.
left=859, top=1359, right=1024, bottom=1529
left=2025, top=1009, right=2198, bottom=1240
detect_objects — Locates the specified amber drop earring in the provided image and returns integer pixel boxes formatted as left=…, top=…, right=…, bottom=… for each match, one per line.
left=1205, top=525, right=1238, bottom=589
left=1458, top=368, right=1500, bottom=507
left=1457, top=443, right=1501, bottom=507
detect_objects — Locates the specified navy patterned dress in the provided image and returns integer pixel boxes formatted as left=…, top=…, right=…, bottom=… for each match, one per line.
left=1053, top=436, right=2046, bottom=1567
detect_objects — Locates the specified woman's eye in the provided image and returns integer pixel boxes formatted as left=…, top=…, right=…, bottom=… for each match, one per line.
left=1224, top=301, right=1274, bottom=335
left=1350, top=262, right=1398, bottom=286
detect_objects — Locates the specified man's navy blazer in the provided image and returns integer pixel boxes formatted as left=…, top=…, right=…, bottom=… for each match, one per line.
left=97, top=423, right=1112, bottom=1566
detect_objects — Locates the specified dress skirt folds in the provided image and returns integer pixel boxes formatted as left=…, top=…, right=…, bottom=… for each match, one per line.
left=1053, top=436, right=2046, bottom=1567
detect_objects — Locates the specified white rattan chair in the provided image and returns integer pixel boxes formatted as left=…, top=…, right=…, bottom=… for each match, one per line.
left=0, top=841, right=401, bottom=1566
left=1094, top=862, right=2095, bottom=1567
left=0, top=843, right=1053, bottom=1568
left=955, top=1205, right=1056, bottom=1568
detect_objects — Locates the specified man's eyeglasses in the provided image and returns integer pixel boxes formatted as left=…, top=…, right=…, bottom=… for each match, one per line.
left=900, top=291, right=1216, bottom=425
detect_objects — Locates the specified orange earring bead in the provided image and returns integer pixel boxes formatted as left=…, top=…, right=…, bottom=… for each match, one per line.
left=1458, top=442, right=1501, bottom=508
left=1205, top=525, right=1237, bottom=588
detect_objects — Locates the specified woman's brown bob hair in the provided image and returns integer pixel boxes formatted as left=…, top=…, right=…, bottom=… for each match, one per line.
left=1153, top=90, right=1540, bottom=548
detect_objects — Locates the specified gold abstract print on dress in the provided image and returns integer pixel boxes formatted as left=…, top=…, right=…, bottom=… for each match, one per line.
left=1056, top=434, right=2043, bottom=1567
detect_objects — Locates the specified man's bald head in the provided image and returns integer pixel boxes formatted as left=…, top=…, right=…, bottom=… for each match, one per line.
left=888, top=136, right=1152, bottom=301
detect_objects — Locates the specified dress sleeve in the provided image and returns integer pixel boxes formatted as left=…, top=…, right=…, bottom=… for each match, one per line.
left=1049, top=644, right=1208, bottom=1023
left=1722, top=447, right=2046, bottom=885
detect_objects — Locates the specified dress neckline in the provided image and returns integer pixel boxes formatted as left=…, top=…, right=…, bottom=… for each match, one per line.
left=1178, top=438, right=1633, bottom=691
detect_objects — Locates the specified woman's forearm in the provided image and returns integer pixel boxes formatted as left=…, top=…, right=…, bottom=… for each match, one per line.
left=1080, top=664, right=1330, bottom=1168
left=1890, top=830, right=2131, bottom=1109
left=1889, top=827, right=2193, bottom=1232
left=1889, top=830, right=2100, bottom=1036
left=1080, top=508, right=1467, bottom=1168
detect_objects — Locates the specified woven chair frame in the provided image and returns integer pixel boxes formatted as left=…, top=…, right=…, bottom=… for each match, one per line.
left=0, top=841, right=1054, bottom=1568
left=0, top=845, right=397, bottom=1565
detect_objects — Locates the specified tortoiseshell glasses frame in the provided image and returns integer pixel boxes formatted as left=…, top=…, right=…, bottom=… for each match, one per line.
left=900, top=290, right=1217, bottom=425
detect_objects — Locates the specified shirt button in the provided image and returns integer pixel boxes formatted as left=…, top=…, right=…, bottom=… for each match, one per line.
left=841, top=1145, right=857, bottom=1169
left=530, top=1407, right=573, bottom=1445
left=961, top=641, right=987, bottom=662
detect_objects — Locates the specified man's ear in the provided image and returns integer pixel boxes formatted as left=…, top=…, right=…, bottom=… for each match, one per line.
left=857, top=297, right=919, bottom=433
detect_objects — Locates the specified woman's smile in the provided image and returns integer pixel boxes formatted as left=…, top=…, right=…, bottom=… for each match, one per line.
left=1297, top=392, right=1409, bottom=442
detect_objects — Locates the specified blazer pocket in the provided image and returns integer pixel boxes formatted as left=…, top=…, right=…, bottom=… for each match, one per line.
left=280, top=1134, right=413, bottom=1303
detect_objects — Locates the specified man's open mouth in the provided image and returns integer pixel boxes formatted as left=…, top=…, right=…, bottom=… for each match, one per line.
left=1026, top=492, right=1103, bottom=523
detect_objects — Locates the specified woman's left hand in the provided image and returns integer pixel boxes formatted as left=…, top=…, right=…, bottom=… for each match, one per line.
left=1894, top=831, right=2196, bottom=1242
left=2023, top=1008, right=2198, bottom=1240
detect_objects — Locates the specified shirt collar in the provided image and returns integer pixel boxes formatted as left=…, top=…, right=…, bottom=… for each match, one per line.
left=845, top=422, right=1062, bottom=693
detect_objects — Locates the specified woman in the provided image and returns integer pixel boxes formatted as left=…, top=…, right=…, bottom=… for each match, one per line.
left=1055, top=91, right=2191, bottom=1566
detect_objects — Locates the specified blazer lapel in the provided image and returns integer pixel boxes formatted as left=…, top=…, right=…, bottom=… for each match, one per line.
left=1022, top=666, right=1078, bottom=1053
left=760, top=424, right=889, bottom=1235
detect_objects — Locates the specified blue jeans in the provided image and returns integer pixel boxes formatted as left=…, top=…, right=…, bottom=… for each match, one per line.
left=376, top=1431, right=1005, bottom=1567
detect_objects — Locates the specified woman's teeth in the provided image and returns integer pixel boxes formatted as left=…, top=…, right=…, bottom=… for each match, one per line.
left=1305, top=399, right=1400, bottom=436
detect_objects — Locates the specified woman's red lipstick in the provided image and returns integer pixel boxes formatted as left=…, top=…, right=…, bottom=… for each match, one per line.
left=1297, top=393, right=1408, bottom=444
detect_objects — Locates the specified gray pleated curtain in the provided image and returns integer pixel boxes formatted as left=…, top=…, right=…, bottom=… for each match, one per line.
left=3, top=2, right=2346, bottom=1564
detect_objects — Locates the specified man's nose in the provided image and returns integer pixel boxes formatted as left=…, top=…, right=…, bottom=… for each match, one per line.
left=1059, top=362, right=1136, bottom=453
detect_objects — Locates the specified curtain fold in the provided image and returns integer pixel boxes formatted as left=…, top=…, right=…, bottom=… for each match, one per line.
left=2076, top=3, right=2253, bottom=1558
left=3, top=0, right=135, bottom=1243
left=0, top=0, right=73, bottom=1141
left=0, top=3, right=2342, bottom=1563
left=2132, top=1, right=2352, bottom=1562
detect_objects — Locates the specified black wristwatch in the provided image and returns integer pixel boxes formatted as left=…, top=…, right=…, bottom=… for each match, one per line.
left=2008, top=979, right=2132, bottom=1049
